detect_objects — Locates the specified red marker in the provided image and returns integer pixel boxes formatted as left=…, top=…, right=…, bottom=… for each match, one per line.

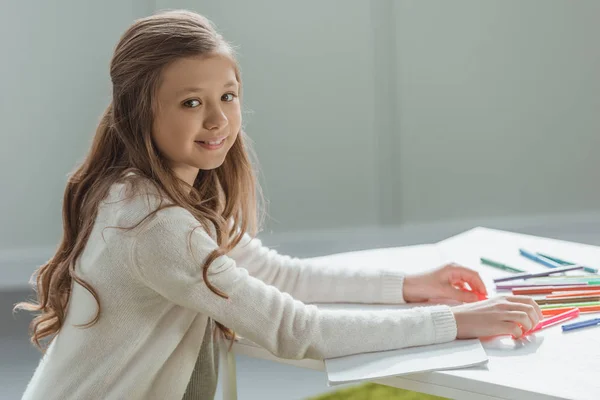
left=524, top=308, right=580, bottom=336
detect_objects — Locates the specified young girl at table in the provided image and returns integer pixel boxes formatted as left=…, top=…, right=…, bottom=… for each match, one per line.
left=15, top=10, right=542, bottom=400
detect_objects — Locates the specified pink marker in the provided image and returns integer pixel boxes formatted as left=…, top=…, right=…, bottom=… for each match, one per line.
left=525, top=308, right=580, bottom=335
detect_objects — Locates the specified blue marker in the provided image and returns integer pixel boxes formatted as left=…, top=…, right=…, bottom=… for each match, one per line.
left=519, top=249, right=562, bottom=269
left=562, top=317, right=600, bottom=332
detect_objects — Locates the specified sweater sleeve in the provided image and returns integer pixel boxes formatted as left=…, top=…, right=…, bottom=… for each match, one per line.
left=129, top=208, right=457, bottom=360
left=228, top=233, right=406, bottom=304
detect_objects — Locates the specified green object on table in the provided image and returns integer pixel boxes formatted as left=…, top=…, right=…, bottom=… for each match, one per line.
left=539, top=275, right=600, bottom=280
left=533, top=279, right=600, bottom=285
left=539, top=301, right=600, bottom=309
left=536, top=253, right=598, bottom=274
left=523, top=276, right=600, bottom=284
left=480, top=257, right=525, bottom=273
left=306, top=383, right=448, bottom=400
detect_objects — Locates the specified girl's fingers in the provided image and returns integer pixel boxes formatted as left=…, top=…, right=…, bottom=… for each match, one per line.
left=498, top=321, right=525, bottom=338
left=450, top=286, right=480, bottom=302
left=503, top=311, right=534, bottom=332
left=446, top=264, right=488, bottom=295
left=505, top=296, right=544, bottom=320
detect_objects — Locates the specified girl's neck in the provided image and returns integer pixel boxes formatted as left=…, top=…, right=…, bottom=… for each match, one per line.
left=172, top=165, right=200, bottom=191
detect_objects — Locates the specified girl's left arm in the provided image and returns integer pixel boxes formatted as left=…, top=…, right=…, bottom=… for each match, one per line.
left=228, top=233, right=406, bottom=304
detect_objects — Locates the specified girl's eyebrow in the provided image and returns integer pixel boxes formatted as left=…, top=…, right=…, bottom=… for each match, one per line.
left=176, top=81, right=238, bottom=96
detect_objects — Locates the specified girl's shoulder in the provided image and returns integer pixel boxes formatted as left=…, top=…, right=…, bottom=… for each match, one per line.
left=102, top=173, right=190, bottom=231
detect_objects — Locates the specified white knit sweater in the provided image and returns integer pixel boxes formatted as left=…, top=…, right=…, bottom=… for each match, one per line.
left=22, top=179, right=457, bottom=400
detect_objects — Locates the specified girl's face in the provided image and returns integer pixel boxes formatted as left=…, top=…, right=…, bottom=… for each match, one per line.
left=152, top=53, right=241, bottom=185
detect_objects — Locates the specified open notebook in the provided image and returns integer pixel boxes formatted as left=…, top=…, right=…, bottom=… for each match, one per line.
left=318, top=303, right=489, bottom=386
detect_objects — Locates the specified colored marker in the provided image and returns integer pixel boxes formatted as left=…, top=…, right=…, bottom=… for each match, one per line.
left=547, top=290, right=600, bottom=298
left=458, top=285, right=488, bottom=301
left=542, top=275, right=600, bottom=279
left=537, top=279, right=600, bottom=287
left=476, top=292, right=488, bottom=300
left=493, top=264, right=584, bottom=283
left=480, top=258, right=525, bottom=273
left=496, top=282, right=589, bottom=291
left=542, top=305, right=600, bottom=316
left=517, top=279, right=600, bottom=286
left=526, top=308, right=580, bottom=335
left=542, top=307, right=578, bottom=317
left=513, top=285, right=600, bottom=295
left=519, top=249, right=562, bottom=269
left=536, top=253, right=598, bottom=274
left=562, top=317, right=600, bottom=332
left=535, top=296, right=600, bottom=305
left=540, top=301, right=600, bottom=309
left=533, top=276, right=600, bottom=283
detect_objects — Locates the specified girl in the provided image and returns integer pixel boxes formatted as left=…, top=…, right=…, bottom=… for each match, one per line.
left=16, top=10, right=542, bottom=400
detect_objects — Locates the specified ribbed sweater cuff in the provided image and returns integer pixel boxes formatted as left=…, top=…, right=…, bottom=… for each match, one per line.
left=428, top=305, right=458, bottom=343
left=380, top=270, right=406, bottom=304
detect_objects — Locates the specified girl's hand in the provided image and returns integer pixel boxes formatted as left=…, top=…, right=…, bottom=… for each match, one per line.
left=452, top=295, right=543, bottom=339
left=403, top=263, right=488, bottom=303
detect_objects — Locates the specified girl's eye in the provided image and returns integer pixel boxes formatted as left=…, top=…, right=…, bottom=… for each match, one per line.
left=222, top=93, right=237, bottom=102
left=183, top=99, right=201, bottom=108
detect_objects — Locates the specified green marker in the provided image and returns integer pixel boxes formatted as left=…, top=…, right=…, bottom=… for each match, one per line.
left=540, top=300, right=600, bottom=309
left=529, top=277, right=600, bottom=284
left=536, top=253, right=571, bottom=265
left=480, top=258, right=525, bottom=273
left=542, top=275, right=600, bottom=279
left=536, top=252, right=598, bottom=274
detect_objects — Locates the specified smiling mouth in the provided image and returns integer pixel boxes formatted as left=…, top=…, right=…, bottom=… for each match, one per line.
left=195, top=137, right=226, bottom=150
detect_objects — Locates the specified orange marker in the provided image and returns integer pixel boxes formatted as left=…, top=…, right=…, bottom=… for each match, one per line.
left=547, top=290, right=600, bottom=299
left=542, top=305, right=600, bottom=317
left=476, top=292, right=488, bottom=300
left=458, top=283, right=488, bottom=301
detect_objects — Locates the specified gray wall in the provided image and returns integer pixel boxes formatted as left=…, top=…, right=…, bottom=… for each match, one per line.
left=393, top=0, right=600, bottom=224
left=0, top=0, right=152, bottom=250
left=1, top=0, right=600, bottom=252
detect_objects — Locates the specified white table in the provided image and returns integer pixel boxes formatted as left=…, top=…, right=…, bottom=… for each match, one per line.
left=230, top=227, right=600, bottom=400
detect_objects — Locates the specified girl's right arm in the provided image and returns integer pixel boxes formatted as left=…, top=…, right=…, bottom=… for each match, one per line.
left=129, top=207, right=457, bottom=360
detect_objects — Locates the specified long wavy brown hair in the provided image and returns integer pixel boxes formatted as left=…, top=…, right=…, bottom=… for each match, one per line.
left=14, top=10, right=263, bottom=351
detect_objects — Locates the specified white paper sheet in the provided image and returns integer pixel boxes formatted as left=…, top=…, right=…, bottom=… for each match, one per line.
left=316, top=303, right=489, bottom=386
left=325, top=338, right=488, bottom=386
